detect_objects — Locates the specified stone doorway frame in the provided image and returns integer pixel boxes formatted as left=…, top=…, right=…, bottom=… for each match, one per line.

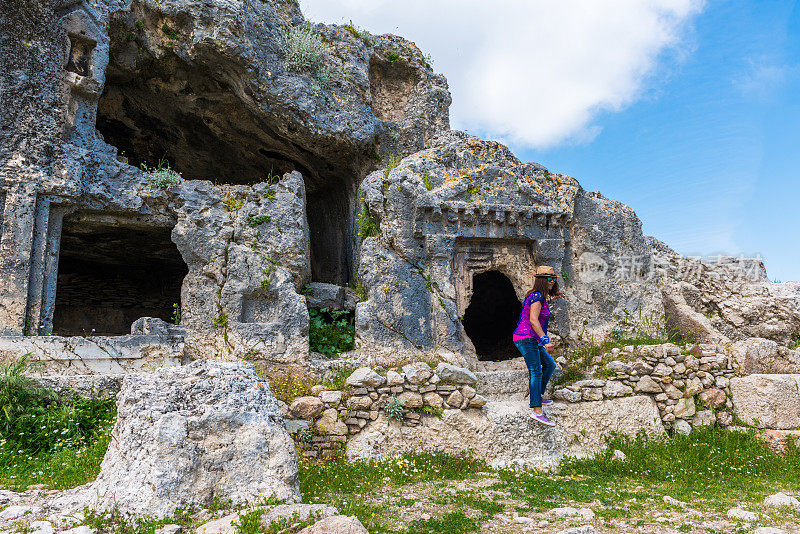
left=452, top=238, right=536, bottom=317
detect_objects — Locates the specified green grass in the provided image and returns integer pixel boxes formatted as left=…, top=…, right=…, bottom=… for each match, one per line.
left=496, top=426, right=800, bottom=512
left=84, top=506, right=199, bottom=534
left=405, top=511, right=478, bottom=534
left=300, top=453, right=487, bottom=531
left=0, top=427, right=111, bottom=490
left=0, top=354, right=116, bottom=490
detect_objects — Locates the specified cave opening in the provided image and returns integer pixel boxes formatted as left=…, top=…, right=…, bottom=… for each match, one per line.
left=52, top=214, right=188, bottom=336
left=94, top=49, right=357, bottom=285
left=462, top=270, right=522, bottom=361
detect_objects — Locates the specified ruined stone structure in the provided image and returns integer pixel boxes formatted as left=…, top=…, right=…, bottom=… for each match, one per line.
left=3, top=0, right=799, bottom=391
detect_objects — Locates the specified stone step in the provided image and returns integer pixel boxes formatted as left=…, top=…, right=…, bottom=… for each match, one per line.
left=476, top=369, right=529, bottom=400
left=345, top=395, right=665, bottom=468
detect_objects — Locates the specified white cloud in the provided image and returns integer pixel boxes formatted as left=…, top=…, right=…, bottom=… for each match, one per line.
left=301, top=0, right=704, bottom=148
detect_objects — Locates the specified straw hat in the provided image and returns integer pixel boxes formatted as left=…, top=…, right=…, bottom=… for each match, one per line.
left=534, top=265, right=556, bottom=278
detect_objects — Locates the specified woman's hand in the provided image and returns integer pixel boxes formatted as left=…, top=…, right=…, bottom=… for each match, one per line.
left=545, top=343, right=555, bottom=351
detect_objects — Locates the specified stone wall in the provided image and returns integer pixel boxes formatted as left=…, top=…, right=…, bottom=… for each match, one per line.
left=281, top=361, right=485, bottom=459
left=553, top=342, right=736, bottom=434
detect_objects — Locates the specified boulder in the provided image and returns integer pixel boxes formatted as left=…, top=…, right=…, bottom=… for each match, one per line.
left=727, top=508, right=758, bottom=521
left=346, top=368, right=385, bottom=388
left=731, top=375, right=800, bottom=429
left=603, top=381, right=633, bottom=399
left=303, top=283, right=358, bottom=311
left=397, top=392, right=423, bottom=408
left=402, top=362, right=433, bottom=384
left=47, top=361, right=299, bottom=518
left=673, top=397, right=696, bottom=419
left=316, top=409, right=348, bottom=436
left=764, top=493, right=800, bottom=508
left=385, top=371, right=405, bottom=386
left=262, top=504, right=338, bottom=530
left=320, top=390, right=343, bottom=404
left=290, top=397, right=325, bottom=419
left=698, top=388, right=726, bottom=409
left=297, top=516, right=369, bottom=534
left=634, top=375, right=663, bottom=393
left=434, top=363, right=478, bottom=385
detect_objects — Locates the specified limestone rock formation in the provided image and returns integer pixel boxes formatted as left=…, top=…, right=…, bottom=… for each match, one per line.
left=729, top=337, right=800, bottom=375
left=0, top=0, right=449, bottom=373
left=566, top=191, right=663, bottom=341
left=47, top=360, right=299, bottom=517
left=1, top=0, right=797, bottom=378
left=648, top=238, right=800, bottom=346
left=355, top=132, right=580, bottom=363
left=346, top=396, right=665, bottom=468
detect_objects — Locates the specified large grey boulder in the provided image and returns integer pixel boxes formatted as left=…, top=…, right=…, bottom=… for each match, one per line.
left=346, top=395, right=664, bottom=468
left=731, top=374, right=800, bottom=429
left=47, top=361, right=299, bottom=517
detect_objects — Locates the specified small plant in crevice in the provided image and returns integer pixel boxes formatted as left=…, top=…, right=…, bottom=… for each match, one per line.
left=171, top=303, right=181, bottom=325
left=246, top=214, right=272, bottom=227
left=420, top=405, right=443, bottom=418
left=465, top=185, right=480, bottom=203
left=790, top=333, right=800, bottom=351
left=383, top=154, right=399, bottom=178
left=141, top=156, right=182, bottom=190
left=281, top=22, right=329, bottom=86
left=347, top=277, right=367, bottom=302
left=265, top=167, right=282, bottom=185
left=295, top=426, right=314, bottom=444
left=223, top=193, right=245, bottom=212
left=212, top=307, right=229, bottom=329
left=385, top=50, right=400, bottom=63
left=356, top=199, right=379, bottom=242
left=384, top=395, right=404, bottom=421
left=422, top=172, right=434, bottom=191
left=309, top=308, right=354, bottom=358
left=344, top=20, right=373, bottom=46
left=161, top=23, right=179, bottom=40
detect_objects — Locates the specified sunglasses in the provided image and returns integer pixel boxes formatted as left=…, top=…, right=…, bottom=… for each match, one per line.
left=545, top=276, right=557, bottom=282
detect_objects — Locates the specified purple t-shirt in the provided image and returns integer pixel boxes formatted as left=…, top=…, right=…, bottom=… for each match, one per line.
left=513, top=292, right=550, bottom=342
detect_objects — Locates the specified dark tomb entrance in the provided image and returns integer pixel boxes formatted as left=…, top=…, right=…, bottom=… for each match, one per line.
left=52, top=214, right=188, bottom=336
left=462, top=271, right=522, bottom=361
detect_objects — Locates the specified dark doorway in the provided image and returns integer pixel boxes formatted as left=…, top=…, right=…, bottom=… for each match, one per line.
left=462, top=271, right=522, bottom=361
left=52, top=214, right=188, bottom=336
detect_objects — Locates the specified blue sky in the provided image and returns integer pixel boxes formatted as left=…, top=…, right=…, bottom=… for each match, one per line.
left=304, top=0, right=800, bottom=281
left=515, top=1, right=800, bottom=282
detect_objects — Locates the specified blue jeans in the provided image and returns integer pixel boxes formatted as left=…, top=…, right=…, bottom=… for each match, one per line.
left=514, top=339, right=557, bottom=408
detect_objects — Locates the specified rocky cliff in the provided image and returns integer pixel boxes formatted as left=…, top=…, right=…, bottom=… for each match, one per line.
left=1, top=0, right=798, bottom=372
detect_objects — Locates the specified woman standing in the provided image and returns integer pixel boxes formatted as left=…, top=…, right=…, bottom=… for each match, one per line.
left=513, top=266, right=561, bottom=426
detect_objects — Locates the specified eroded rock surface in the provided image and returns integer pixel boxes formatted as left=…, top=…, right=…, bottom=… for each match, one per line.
left=730, top=374, right=800, bottom=429
left=47, top=360, right=299, bottom=517
left=346, top=396, right=665, bottom=468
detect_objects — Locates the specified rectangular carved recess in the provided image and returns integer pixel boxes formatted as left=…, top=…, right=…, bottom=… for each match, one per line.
left=453, top=238, right=535, bottom=314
